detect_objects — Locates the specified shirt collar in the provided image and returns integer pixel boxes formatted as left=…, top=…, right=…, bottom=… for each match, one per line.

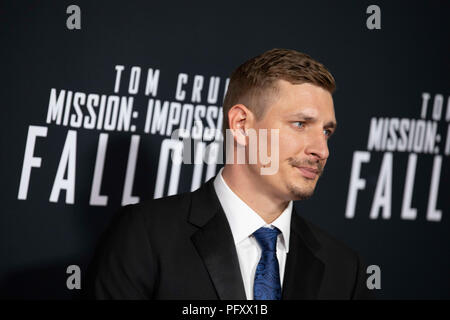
left=213, top=167, right=293, bottom=252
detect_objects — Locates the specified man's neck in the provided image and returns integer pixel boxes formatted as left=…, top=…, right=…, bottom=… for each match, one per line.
left=221, top=165, right=290, bottom=224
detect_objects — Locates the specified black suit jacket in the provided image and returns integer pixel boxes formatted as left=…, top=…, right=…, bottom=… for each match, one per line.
left=87, top=177, right=373, bottom=299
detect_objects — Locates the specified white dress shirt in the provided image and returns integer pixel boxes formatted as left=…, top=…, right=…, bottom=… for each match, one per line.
left=213, top=167, right=293, bottom=300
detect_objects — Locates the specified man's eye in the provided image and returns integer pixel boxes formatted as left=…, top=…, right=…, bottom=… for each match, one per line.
left=324, top=129, right=332, bottom=137
left=293, top=121, right=304, bottom=128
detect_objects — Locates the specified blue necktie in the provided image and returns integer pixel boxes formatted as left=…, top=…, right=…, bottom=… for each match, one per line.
left=253, top=227, right=281, bottom=300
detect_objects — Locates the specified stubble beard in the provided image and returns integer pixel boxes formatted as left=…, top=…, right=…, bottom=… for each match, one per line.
left=286, top=157, right=325, bottom=200
left=287, top=179, right=317, bottom=200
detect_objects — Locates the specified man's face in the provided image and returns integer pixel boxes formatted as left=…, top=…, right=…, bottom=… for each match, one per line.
left=250, top=79, right=336, bottom=201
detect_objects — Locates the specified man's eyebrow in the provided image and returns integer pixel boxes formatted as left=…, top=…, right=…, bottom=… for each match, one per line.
left=291, top=112, right=337, bottom=130
left=324, top=120, right=337, bottom=130
left=291, top=112, right=315, bottom=121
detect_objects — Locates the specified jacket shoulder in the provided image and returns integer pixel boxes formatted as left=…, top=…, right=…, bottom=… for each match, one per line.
left=298, top=217, right=374, bottom=299
left=122, top=189, right=194, bottom=226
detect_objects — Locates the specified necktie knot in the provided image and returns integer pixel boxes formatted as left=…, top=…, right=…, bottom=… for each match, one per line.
left=253, top=227, right=280, bottom=252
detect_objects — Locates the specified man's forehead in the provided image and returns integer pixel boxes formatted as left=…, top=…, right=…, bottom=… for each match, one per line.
left=256, top=80, right=336, bottom=121
left=275, top=80, right=333, bottom=106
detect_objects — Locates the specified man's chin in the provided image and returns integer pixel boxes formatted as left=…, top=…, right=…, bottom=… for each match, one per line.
left=288, top=185, right=315, bottom=201
left=292, top=192, right=314, bottom=201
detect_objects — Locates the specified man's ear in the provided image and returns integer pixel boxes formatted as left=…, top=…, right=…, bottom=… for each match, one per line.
left=228, top=104, right=250, bottom=146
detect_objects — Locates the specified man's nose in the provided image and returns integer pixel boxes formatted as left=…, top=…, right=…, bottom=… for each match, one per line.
left=304, top=130, right=329, bottom=160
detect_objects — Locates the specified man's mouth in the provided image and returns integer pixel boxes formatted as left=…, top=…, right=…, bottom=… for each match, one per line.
left=294, top=166, right=319, bottom=179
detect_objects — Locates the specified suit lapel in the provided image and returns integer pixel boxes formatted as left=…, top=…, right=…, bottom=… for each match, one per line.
left=282, top=208, right=325, bottom=299
left=188, top=178, right=325, bottom=300
left=189, top=178, right=247, bottom=300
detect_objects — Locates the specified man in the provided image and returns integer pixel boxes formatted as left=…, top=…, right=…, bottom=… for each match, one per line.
left=87, top=48, right=372, bottom=300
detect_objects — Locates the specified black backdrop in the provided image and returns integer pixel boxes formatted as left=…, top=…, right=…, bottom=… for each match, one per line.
left=1, top=0, right=449, bottom=299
